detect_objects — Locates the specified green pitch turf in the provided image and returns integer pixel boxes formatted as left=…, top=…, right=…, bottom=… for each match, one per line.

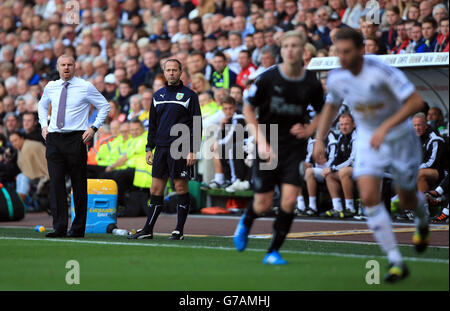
left=0, top=227, right=448, bottom=291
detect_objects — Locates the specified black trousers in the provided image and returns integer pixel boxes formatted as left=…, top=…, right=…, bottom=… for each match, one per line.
left=46, top=131, right=87, bottom=233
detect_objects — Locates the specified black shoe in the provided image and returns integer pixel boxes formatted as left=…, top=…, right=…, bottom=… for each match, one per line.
left=169, top=230, right=184, bottom=240
left=66, top=230, right=85, bottom=238
left=127, top=229, right=153, bottom=240
left=305, top=207, right=318, bottom=216
left=45, top=230, right=66, bottom=238
left=384, top=262, right=410, bottom=283
left=220, top=180, right=232, bottom=189
left=295, top=209, right=307, bottom=216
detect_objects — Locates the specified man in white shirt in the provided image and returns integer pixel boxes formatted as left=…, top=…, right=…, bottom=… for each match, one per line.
left=313, top=28, right=429, bottom=283
left=38, top=54, right=110, bottom=238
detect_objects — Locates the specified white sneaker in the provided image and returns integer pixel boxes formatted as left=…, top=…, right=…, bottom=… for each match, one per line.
left=225, top=179, right=246, bottom=192
left=238, top=180, right=250, bottom=191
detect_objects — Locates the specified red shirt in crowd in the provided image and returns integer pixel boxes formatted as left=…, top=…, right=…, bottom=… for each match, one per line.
left=236, top=63, right=257, bottom=89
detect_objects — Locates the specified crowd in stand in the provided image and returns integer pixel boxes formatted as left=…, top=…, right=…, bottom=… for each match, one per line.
left=0, top=0, right=448, bottom=221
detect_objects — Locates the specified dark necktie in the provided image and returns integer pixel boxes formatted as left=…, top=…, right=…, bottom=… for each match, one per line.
left=57, top=81, right=69, bottom=129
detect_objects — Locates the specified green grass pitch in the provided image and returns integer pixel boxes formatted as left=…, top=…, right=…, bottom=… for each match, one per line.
left=0, top=227, right=448, bottom=291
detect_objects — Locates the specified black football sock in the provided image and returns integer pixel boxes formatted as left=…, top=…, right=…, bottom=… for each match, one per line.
left=143, top=195, right=164, bottom=233
left=243, top=205, right=259, bottom=229
left=267, top=209, right=295, bottom=253
left=175, top=193, right=190, bottom=233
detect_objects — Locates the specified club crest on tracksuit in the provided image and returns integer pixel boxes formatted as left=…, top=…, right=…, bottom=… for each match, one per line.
left=176, top=93, right=184, bottom=100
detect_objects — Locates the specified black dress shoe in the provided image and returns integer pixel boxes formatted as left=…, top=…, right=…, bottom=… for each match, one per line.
left=66, top=231, right=85, bottom=238
left=45, top=231, right=67, bottom=238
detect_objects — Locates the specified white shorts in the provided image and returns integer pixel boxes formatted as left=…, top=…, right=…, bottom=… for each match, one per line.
left=312, top=167, right=325, bottom=182
left=353, top=127, right=422, bottom=191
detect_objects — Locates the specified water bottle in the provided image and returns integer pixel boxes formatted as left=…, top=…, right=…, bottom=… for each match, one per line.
left=112, top=228, right=129, bottom=236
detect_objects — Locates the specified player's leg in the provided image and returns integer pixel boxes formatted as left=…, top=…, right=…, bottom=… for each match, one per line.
left=264, top=183, right=298, bottom=265
left=234, top=190, right=274, bottom=251
left=417, top=168, right=440, bottom=192
left=234, top=155, right=276, bottom=252
left=357, top=176, right=409, bottom=282
left=339, top=167, right=356, bottom=214
left=171, top=177, right=190, bottom=240
left=397, top=187, right=429, bottom=253
left=391, top=129, right=429, bottom=253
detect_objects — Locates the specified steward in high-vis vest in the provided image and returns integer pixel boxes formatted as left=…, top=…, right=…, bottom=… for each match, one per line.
left=99, top=118, right=147, bottom=206
left=87, top=127, right=114, bottom=165
left=209, top=51, right=237, bottom=89
left=87, top=121, right=130, bottom=178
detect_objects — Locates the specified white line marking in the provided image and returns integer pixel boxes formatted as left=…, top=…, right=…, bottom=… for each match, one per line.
left=0, top=236, right=447, bottom=264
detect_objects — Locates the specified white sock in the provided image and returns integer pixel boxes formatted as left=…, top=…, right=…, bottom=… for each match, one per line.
left=345, top=199, right=355, bottom=212
left=414, top=192, right=429, bottom=229
left=332, top=198, right=343, bottom=212
left=443, top=206, right=449, bottom=216
left=297, top=196, right=306, bottom=211
left=364, top=203, right=403, bottom=265
left=214, top=173, right=224, bottom=184
left=309, top=196, right=317, bottom=211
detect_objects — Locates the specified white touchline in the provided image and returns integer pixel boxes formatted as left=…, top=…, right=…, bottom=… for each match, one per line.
left=0, top=236, right=448, bottom=264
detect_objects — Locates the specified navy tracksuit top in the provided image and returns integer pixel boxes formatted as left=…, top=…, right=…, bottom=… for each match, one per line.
left=146, top=81, right=202, bottom=153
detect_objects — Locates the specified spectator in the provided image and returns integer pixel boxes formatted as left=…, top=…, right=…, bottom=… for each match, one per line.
left=103, top=73, right=119, bottom=101
left=365, top=35, right=381, bottom=54
left=405, top=3, right=420, bottom=21
left=328, top=11, right=349, bottom=30
left=417, top=16, right=439, bottom=53
left=405, top=22, right=426, bottom=53
left=236, top=50, right=257, bottom=89
left=391, top=20, right=411, bottom=54
left=264, top=10, right=283, bottom=33
left=329, top=0, right=346, bottom=19
left=142, top=50, right=162, bottom=87
left=279, top=0, right=298, bottom=31
left=116, top=78, right=133, bottom=115
left=251, top=30, right=266, bottom=67
left=342, top=0, right=362, bottom=29
left=427, top=106, right=448, bottom=137
left=20, top=111, right=43, bottom=144
left=303, top=43, right=317, bottom=67
left=126, top=56, right=146, bottom=91
left=87, top=123, right=115, bottom=166
left=413, top=112, right=446, bottom=193
left=249, top=46, right=277, bottom=82
left=204, top=34, right=219, bottom=63
left=191, top=73, right=211, bottom=95
left=210, top=51, right=237, bottom=90
left=321, top=113, right=357, bottom=218
left=209, top=95, right=249, bottom=191
left=313, top=6, right=332, bottom=49
left=382, top=5, right=401, bottom=52
left=432, top=3, right=448, bottom=24
left=224, top=31, right=247, bottom=74
left=229, top=85, right=244, bottom=110
left=419, top=0, right=433, bottom=23
left=100, top=118, right=147, bottom=207
left=127, top=94, right=145, bottom=121
left=9, top=131, right=48, bottom=211
left=186, top=51, right=213, bottom=81
left=3, top=113, right=20, bottom=141
left=435, top=17, right=449, bottom=52
left=301, top=130, right=338, bottom=216
left=152, top=73, right=166, bottom=92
